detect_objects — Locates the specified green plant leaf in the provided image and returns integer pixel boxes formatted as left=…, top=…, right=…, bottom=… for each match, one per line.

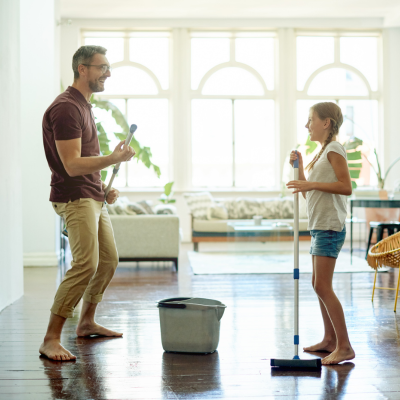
left=97, top=122, right=112, bottom=155
left=347, top=151, right=362, bottom=161
left=167, top=199, right=176, bottom=204
left=305, top=135, right=318, bottom=155
left=101, top=170, right=108, bottom=182
left=164, top=181, right=174, bottom=197
left=348, top=163, right=363, bottom=168
left=91, top=97, right=161, bottom=179
left=343, top=137, right=363, bottom=150
left=349, top=170, right=361, bottom=179
left=351, top=180, right=358, bottom=189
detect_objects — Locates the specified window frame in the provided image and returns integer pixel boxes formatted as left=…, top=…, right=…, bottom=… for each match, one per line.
left=189, top=30, right=279, bottom=189
left=294, top=30, right=383, bottom=189
left=81, top=29, right=173, bottom=189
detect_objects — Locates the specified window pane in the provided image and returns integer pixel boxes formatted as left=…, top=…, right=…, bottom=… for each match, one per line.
left=192, top=100, right=232, bottom=187
left=307, top=68, right=368, bottom=96
left=234, top=100, right=275, bottom=188
left=339, top=100, right=379, bottom=187
left=340, top=37, right=378, bottom=91
left=130, top=38, right=169, bottom=90
left=235, top=38, right=275, bottom=90
left=84, top=37, right=124, bottom=65
left=103, top=66, right=158, bottom=95
left=339, top=100, right=379, bottom=145
left=126, top=99, right=169, bottom=187
left=297, top=36, right=334, bottom=91
left=191, top=38, right=230, bottom=90
left=202, top=67, right=264, bottom=95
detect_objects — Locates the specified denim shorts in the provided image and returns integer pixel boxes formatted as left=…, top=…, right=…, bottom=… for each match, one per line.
left=309, top=227, right=346, bottom=259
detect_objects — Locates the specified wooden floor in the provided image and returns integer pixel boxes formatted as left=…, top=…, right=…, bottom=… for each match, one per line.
left=1, top=243, right=400, bottom=399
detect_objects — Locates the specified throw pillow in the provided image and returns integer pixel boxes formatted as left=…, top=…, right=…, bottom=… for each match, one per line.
left=113, top=204, right=128, bottom=215
left=279, top=197, right=294, bottom=219
left=126, top=202, right=148, bottom=215
left=154, top=204, right=177, bottom=215
left=183, top=192, right=213, bottom=220
left=138, top=200, right=155, bottom=214
left=207, top=203, right=228, bottom=220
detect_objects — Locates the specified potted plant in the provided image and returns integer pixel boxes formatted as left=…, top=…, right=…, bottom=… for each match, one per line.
left=91, top=96, right=161, bottom=182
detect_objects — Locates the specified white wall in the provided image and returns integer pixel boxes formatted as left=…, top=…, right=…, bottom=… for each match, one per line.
left=0, top=0, right=24, bottom=311
left=383, top=28, right=400, bottom=190
left=20, top=0, right=59, bottom=267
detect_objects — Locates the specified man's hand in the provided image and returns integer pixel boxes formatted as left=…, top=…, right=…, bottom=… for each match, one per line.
left=286, top=180, right=315, bottom=194
left=110, top=140, right=136, bottom=164
left=106, top=187, right=119, bottom=204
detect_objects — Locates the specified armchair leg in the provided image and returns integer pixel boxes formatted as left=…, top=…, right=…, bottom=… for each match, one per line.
left=194, top=242, right=199, bottom=252
left=174, top=258, right=178, bottom=272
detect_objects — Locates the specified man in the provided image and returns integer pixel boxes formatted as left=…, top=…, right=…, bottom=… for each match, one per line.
left=40, top=45, right=135, bottom=361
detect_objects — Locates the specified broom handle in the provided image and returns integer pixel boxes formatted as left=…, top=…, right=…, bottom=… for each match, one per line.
left=293, top=150, right=300, bottom=358
left=104, top=126, right=136, bottom=200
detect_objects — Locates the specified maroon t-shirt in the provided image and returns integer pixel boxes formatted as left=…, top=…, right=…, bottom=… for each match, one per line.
left=42, top=86, right=104, bottom=203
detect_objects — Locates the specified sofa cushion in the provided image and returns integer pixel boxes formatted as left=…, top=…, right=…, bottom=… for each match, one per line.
left=207, top=203, right=228, bottom=220
left=138, top=200, right=155, bottom=214
left=184, top=192, right=213, bottom=220
left=193, top=218, right=309, bottom=233
left=223, top=197, right=289, bottom=219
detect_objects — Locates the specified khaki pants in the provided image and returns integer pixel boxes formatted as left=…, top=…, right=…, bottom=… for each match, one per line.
left=51, top=198, right=119, bottom=318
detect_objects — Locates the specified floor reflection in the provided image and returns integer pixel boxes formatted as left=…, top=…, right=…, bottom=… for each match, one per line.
left=161, top=351, right=222, bottom=399
left=40, top=336, right=123, bottom=400
left=321, top=362, right=355, bottom=399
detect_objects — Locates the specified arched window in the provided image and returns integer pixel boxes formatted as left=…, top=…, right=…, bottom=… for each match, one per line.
left=296, top=33, right=381, bottom=188
left=191, top=32, right=276, bottom=188
left=84, top=32, right=170, bottom=188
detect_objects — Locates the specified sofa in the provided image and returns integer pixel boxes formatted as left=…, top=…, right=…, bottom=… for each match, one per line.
left=110, top=214, right=180, bottom=270
left=106, top=198, right=180, bottom=270
left=184, top=192, right=310, bottom=252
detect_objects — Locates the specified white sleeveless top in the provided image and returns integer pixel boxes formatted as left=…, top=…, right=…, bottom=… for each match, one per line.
left=306, top=141, right=348, bottom=232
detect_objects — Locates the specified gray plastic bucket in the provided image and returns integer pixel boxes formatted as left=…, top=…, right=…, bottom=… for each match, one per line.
left=157, top=297, right=227, bottom=354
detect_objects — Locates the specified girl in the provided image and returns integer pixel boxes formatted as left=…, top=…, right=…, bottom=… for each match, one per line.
left=287, top=102, right=355, bottom=365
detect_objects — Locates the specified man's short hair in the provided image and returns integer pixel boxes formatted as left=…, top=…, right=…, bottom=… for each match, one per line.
left=72, top=45, right=107, bottom=79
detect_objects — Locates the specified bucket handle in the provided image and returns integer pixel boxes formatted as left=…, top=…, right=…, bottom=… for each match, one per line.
left=157, top=297, right=191, bottom=309
left=158, top=302, right=186, bottom=309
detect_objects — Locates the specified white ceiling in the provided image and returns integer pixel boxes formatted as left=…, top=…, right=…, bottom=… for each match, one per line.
left=60, top=0, right=400, bottom=24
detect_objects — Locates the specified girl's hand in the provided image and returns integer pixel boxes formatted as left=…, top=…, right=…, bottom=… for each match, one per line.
left=289, top=150, right=303, bottom=168
left=286, top=180, right=315, bottom=194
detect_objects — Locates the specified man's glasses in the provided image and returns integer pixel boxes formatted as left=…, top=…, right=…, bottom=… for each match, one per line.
left=82, top=64, right=112, bottom=74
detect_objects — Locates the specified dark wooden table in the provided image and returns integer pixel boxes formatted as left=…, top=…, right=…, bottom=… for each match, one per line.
left=350, top=198, right=400, bottom=263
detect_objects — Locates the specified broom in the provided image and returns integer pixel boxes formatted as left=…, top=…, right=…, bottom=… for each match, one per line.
left=270, top=151, right=322, bottom=369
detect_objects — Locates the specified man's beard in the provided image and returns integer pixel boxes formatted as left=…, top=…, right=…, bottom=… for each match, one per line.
left=89, top=80, right=105, bottom=92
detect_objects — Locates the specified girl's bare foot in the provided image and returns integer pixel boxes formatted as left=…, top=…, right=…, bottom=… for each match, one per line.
left=303, top=339, right=336, bottom=353
left=322, top=346, right=355, bottom=365
left=39, top=339, right=76, bottom=361
left=76, top=322, right=123, bottom=337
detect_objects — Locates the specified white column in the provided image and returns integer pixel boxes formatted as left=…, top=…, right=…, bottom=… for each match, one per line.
left=382, top=28, right=400, bottom=190
left=0, top=0, right=24, bottom=310
left=20, top=0, right=59, bottom=266
left=277, top=28, right=297, bottom=191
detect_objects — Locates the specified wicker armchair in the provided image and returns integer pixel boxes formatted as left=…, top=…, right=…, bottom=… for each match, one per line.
left=367, top=231, right=400, bottom=312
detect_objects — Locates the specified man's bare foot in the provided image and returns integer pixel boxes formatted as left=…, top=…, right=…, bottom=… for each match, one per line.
left=39, top=339, right=76, bottom=361
left=76, top=322, right=123, bottom=337
left=322, top=346, right=355, bottom=365
left=303, top=339, right=336, bottom=353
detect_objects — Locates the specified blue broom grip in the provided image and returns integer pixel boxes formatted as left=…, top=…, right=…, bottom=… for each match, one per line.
left=294, top=150, right=299, bottom=169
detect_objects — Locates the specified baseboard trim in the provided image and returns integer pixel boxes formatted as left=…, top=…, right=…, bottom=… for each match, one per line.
left=23, top=252, right=58, bottom=267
